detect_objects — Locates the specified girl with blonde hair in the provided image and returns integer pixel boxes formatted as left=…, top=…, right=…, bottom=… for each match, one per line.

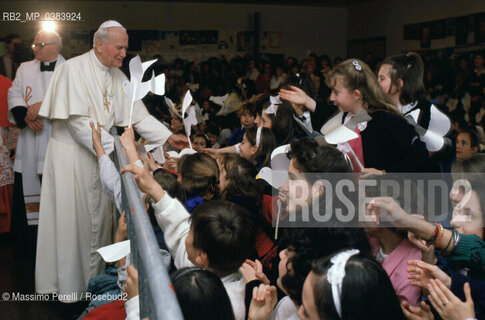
left=324, top=58, right=428, bottom=173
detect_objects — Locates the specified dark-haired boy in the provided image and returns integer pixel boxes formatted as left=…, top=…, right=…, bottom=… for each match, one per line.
left=227, top=103, right=256, bottom=146
left=206, top=125, right=220, bottom=148
left=121, top=163, right=256, bottom=320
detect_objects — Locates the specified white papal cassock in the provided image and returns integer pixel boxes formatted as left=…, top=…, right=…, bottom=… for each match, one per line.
left=36, top=49, right=172, bottom=301
left=7, top=55, right=65, bottom=225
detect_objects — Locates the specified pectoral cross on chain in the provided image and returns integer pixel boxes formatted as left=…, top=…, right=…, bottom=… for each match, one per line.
left=104, top=90, right=110, bottom=113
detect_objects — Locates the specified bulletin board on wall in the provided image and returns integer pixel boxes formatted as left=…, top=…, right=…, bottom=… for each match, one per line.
left=67, top=29, right=282, bottom=63
left=403, top=12, right=485, bottom=51
left=144, top=30, right=236, bottom=63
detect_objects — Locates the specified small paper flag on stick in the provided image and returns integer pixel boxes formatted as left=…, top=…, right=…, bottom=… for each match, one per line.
left=122, top=55, right=166, bottom=127
left=181, top=90, right=197, bottom=149
left=275, top=199, right=282, bottom=240
left=209, top=93, right=228, bottom=107
left=320, top=111, right=359, bottom=145
left=268, top=144, right=291, bottom=240
left=164, top=96, right=181, bottom=118
left=405, top=105, right=451, bottom=152
left=97, top=240, right=131, bottom=262
left=345, top=142, right=364, bottom=171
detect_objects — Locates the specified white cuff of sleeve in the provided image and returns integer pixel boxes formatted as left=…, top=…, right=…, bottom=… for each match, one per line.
left=134, top=115, right=171, bottom=146
left=67, top=117, right=114, bottom=156
left=151, top=192, right=171, bottom=209
left=124, top=295, right=139, bottom=320
left=234, top=143, right=241, bottom=154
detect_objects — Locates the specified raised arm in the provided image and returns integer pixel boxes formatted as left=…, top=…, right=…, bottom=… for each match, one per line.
left=120, top=163, right=165, bottom=202
left=204, top=144, right=237, bottom=155
left=67, top=115, right=114, bottom=156
left=367, top=197, right=453, bottom=252
left=91, top=121, right=122, bottom=212
left=119, top=126, right=139, bottom=164
left=133, top=115, right=189, bottom=150
left=279, top=85, right=316, bottom=112
left=120, top=163, right=193, bottom=269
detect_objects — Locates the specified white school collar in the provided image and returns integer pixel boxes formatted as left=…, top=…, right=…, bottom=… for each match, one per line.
left=344, top=111, right=367, bottom=132
left=398, top=101, right=418, bottom=115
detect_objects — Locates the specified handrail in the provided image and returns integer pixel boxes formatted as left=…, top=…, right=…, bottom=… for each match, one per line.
left=113, top=134, right=184, bottom=320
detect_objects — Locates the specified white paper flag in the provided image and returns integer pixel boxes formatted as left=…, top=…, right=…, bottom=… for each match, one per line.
left=406, top=105, right=451, bottom=152
left=97, top=240, right=131, bottom=263
left=320, top=112, right=358, bottom=145
left=167, top=148, right=197, bottom=159
left=122, top=55, right=166, bottom=127
left=181, top=91, right=197, bottom=149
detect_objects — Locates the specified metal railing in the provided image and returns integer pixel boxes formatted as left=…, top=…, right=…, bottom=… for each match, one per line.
left=112, top=133, right=184, bottom=320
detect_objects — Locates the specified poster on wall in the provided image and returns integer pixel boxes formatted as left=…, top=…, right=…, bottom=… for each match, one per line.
left=430, top=19, right=446, bottom=39
left=161, top=31, right=178, bottom=42
left=160, top=31, right=179, bottom=50
left=199, top=31, right=218, bottom=44
left=445, top=18, right=455, bottom=37
left=260, top=32, right=268, bottom=51
left=141, top=40, right=161, bottom=57
left=237, top=31, right=253, bottom=52
left=218, top=41, right=229, bottom=51
left=403, top=12, right=484, bottom=50
left=268, top=32, right=281, bottom=48
left=474, top=13, right=485, bottom=44
left=420, top=24, right=431, bottom=48
left=455, top=16, right=468, bottom=45
left=180, top=31, right=199, bottom=45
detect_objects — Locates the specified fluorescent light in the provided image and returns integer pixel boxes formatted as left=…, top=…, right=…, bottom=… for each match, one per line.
left=42, top=21, right=56, bottom=32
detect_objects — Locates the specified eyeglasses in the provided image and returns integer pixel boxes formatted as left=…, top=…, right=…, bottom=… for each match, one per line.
left=31, top=42, right=55, bottom=49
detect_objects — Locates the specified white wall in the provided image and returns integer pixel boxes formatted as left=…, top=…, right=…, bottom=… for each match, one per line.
left=347, top=0, right=485, bottom=56
left=0, top=1, right=348, bottom=60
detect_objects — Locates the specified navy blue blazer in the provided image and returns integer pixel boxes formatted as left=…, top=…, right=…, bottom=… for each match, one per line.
left=343, top=109, right=429, bottom=172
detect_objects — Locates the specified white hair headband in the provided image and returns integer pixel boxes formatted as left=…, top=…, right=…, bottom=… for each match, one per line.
left=265, top=95, right=282, bottom=115
left=327, top=249, right=360, bottom=318
left=255, top=126, right=262, bottom=147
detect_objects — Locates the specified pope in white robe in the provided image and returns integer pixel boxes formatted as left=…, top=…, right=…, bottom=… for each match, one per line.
left=8, top=31, right=64, bottom=226
left=36, top=21, right=183, bottom=301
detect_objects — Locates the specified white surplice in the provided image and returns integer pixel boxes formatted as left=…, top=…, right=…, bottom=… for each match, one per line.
left=7, top=55, right=65, bottom=225
left=36, top=50, right=172, bottom=302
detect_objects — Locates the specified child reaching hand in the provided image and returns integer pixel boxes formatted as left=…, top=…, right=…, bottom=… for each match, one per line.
left=90, top=122, right=152, bottom=213
left=91, top=120, right=122, bottom=212
left=120, top=162, right=257, bottom=320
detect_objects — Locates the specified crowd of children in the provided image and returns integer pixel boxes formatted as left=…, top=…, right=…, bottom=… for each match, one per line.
left=78, top=49, right=484, bottom=320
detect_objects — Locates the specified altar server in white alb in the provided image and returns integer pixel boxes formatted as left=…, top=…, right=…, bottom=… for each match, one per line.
left=8, top=30, right=64, bottom=232
left=36, top=20, right=187, bottom=302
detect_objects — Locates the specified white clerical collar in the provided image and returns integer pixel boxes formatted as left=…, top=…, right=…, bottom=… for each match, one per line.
left=398, top=101, right=417, bottom=115
left=42, top=56, right=59, bottom=65
left=90, top=49, right=110, bottom=72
